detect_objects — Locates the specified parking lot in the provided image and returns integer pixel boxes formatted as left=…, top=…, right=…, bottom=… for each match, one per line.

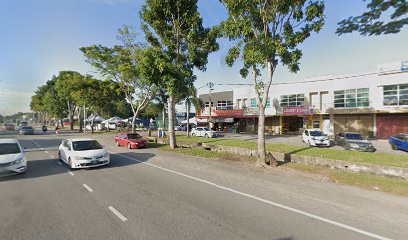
left=197, top=132, right=407, bottom=156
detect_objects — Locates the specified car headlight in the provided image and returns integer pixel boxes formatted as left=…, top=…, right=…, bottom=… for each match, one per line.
left=103, top=153, right=110, bottom=158
left=74, top=156, right=86, bottom=160
left=11, top=158, right=24, bottom=165
left=349, top=143, right=359, bottom=148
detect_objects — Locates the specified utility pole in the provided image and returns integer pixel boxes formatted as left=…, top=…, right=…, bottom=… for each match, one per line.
left=208, top=82, right=214, bottom=136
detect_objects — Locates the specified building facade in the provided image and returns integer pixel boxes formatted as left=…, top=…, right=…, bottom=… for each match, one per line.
left=198, top=61, right=408, bottom=138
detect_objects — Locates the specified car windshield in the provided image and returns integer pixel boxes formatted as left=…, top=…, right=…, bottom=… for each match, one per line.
left=127, top=134, right=142, bottom=139
left=310, top=131, right=324, bottom=136
left=72, top=140, right=103, bottom=151
left=399, top=135, right=408, bottom=141
left=203, top=128, right=209, bottom=131
left=21, top=127, right=33, bottom=130
left=345, top=133, right=363, bottom=140
left=0, top=143, right=21, bottom=155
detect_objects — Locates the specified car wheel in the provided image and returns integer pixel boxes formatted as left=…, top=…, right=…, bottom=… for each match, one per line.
left=58, top=151, right=63, bottom=161
left=68, top=157, right=74, bottom=169
left=391, top=143, right=397, bottom=150
left=205, top=134, right=209, bottom=138
left=128, top=143, right=132, bottom=149
left=192, top=133, right=195, bottom=137
left=116, top=141, right=120, bottom=147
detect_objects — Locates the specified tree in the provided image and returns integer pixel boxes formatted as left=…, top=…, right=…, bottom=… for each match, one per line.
left=336, top=0, right=407, bottom=36
left=220, top=0, right=325, bottom=167
left=140, top=0, right=219, bottom=149
left=54, top=71, right=84, bottom=130
left=81, top=27, right=157, bottom=133
left=177, top=86, right=203, bottom=137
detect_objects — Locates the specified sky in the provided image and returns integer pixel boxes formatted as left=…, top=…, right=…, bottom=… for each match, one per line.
left=0, top=0, right=407, bottom=115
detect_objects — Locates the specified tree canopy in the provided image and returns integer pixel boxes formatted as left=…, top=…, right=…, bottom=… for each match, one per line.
left=336, top=0, right=407, bottom=36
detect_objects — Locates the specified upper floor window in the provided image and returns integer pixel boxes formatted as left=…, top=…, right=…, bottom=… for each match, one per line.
left=334, top=88, right=369, bottom=108
left=250, top=98, right=257, bottom=108
left=217, top=100, right=233, bottom=110
left=383, top=84, right=408, bottom=106
left=280, top=94, right=304, bottom=107
left=205, top=102, right=214, bottom=108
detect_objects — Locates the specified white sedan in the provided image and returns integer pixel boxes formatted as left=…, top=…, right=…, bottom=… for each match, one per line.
left=302, top=129, right=331, bottom=147
left=58, top=138, right=110, bottom=169
left=0, top=139, right=27, bottom=175
left=191, top=127, right=216, bottom=138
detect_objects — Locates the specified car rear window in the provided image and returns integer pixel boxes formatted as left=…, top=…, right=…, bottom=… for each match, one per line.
left=127, top=134, right=142, bottom=140
left=0, top=143, right=21, bottom=155
left=345, top=133, right=363, bottom=140
left=310, top=131, right=324, bottom=136
left=21, top=127, right=33, bottom=130
left=72, top=140, right=103, bottom=151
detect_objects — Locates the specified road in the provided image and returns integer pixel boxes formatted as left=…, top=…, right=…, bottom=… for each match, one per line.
left=1, top=133, right=407, bottom=240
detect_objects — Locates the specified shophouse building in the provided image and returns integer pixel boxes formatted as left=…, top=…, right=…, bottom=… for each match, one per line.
left=198, top=61, right=408, bottom=138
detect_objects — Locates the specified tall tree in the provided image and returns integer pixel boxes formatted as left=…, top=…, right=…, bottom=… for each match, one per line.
left=140, top=0, right=219, bottom=149
left=337, top=0, right=407, bottom=36
left=220, top=0, right=325, bottom=167
left=54, top=71, right=84, bottom=130
left=81, top=27, right=157, bottom=133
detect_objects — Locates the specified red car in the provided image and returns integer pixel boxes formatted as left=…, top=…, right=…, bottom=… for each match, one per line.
left=115, top=133, right=148, bottom=149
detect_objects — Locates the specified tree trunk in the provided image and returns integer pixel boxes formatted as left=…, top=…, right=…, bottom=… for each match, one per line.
left=256, top=108, right=268, bottom=167
left=91, top=113, right=96, bottom=134
left=79, top=109, right=83, bottom=133
left=168, top=95, right=176, bottom=149
left=162, top=108, right=165, bottom=130
left=131, top=114, right=136, bottom=133
left=186, top=100, right=190, bottom=137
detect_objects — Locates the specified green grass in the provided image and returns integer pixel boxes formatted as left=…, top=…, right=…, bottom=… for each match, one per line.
left=158, top=145, right=245, bottom=159
left=282, top=163, right=408, bottom=197
left=176, top=136, right=408, bottom=169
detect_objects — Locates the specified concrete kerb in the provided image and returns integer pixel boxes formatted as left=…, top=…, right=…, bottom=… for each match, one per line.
left=177, top=141, right=408, bottom=180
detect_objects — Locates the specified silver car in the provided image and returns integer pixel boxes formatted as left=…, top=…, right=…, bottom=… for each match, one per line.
left=0, top=139, right=27, bottom=175
left=19, top=126, right=35, bottom=135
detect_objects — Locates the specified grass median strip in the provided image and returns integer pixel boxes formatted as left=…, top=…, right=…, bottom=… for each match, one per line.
left=282, top=163, right=408, bottom=197
left=176, top=136, right=408, bottom=169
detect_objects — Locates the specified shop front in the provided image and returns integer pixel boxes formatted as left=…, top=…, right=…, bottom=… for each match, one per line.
left=197, top=109, right=244, bottom=132
left=277, top=106, right=321, bottom=134
left=376, top=113, right=408, bottom=139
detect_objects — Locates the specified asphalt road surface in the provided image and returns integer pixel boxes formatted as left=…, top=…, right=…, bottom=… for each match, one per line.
left=1, top=133, right=407, bottom=240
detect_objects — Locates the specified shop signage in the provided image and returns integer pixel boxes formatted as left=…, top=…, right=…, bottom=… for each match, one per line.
left=198, top=109, right=244, bottom=118
left=280, top=106, right=317, bottom=115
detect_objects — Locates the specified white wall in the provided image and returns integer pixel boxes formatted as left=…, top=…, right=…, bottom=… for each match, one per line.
left=233, top=68, right=408, bottom=115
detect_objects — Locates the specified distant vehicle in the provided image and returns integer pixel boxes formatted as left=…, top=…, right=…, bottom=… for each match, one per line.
left=19, top=126, right=35, bottom=135
left=191, top=127, right=216, bottom=138
left=115, top=133, right=148, bottom=149
left=389, top=134, right=408, bottom=152
left=3, top=122, right=15, bottom=131
left=63, top=119, right=71, bottom=126
left=335, top=132, right=375, bottom=152
left=18, top=121, right=28, bottom=129
left=58, top=138, right=110, bottom=169
left=302, top=129, right=330, bottom=147
left=0, top=139, right=27, bottom=175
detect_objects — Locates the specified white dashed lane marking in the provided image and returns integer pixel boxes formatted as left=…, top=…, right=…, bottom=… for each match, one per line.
left=108, top=206, right=128, bottom=222
left=82, top=184, right=94, bottom=193
left=68, top=171, right=74, bottom=176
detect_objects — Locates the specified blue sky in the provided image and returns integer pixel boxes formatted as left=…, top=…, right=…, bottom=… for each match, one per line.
left=0, top=0, right=407, bottom=115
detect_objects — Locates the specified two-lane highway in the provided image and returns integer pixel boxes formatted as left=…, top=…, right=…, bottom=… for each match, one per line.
left=1, top=133, right=407, bottom=240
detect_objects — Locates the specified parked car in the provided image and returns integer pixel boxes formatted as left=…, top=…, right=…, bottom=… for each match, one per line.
left=335, top=132, right=375, bottom=152
left=389, top=134, right=408, bottom=152
left=58, top=138, right=110, bottom=169
left=0, top=139, right=27, bottom=175
left=18, top=121, right=28, bottom=129
left=3, top=122, right=15, bottom=131
left=19, top=126, right=35, bottom=135
left=302, top=129, right=330, bottom=147
left=115, top=133, right=148, bottom=149
left=191, top=127, right=216, bottom=138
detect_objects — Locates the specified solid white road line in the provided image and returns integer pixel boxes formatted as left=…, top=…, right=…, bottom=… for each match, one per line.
left=68, top=171, right=74, bottom=176
left=112, top=151, right=392, bottom=240
left=50, top=155, right=55, bottom=158
left=45, top=151, right=49, bottom=154
left=82, top=184, right=94, bottom=193
left=108, top=206, right=128, bottom=222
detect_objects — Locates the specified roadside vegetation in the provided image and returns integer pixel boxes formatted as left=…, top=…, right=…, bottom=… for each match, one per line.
left=176, top=136, right=408, bottom=169
left=150, top=140, right=408, bottom=197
